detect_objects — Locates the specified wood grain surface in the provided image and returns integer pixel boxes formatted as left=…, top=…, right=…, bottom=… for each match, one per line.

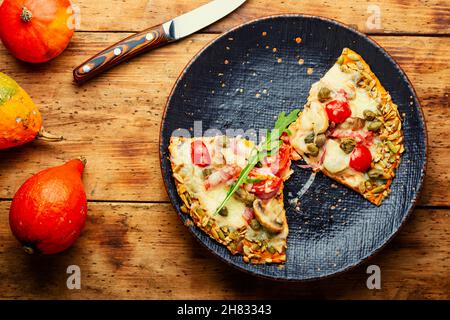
left=0, top=202, right=448, bottom=299
left=0, top=0, right=449, bottom=299
left=70, top=0, right=450, bottom=34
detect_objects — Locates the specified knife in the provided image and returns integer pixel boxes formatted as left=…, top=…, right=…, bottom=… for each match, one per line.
left=73, top=0, right=246, bottom=84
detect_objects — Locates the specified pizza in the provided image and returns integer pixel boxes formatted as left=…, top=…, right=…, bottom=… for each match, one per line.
left=168, top=136, right=293, bottom=264
left=288, top=48, right=404, bottom=205
left=168, top=48, right=405, bottom=264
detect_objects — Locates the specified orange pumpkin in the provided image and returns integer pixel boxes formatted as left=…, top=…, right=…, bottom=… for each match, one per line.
left=0, top=0, right=75, bottom=63
left=10, top=158, right=88, bottom=254
left=0, top=72, right=62, bottom=150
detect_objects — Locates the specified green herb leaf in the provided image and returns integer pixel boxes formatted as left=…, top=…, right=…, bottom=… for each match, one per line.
left=214, top=109, right=299, bottom=215
left=214, top=149, right=259, bottom=215
left=244, top=178, right=264, bottom=184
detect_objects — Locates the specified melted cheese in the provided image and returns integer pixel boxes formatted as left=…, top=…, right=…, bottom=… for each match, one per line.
left=171, top=139, right=191, bottom=166
left=321, top=64, right=356, bottom=92
left=289, top=100, right=329, bottom=155
left=297, top=101, right=329, bottom=134
left=309, top=101, right=329, bottom=133
left=197, top=185, right=247, bottom=229
left=339, top=169, right=366, bottom=188
left=350, top=87, right=379, bottom=118
left=290, top=131, right=309, bottom=154
left=221, top=138, right=254, bottom=168
left=323, top=139, right=350, bottom=173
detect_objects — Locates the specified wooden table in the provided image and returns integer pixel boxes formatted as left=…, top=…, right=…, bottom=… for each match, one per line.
left=0, top=0, right=449, bottom=300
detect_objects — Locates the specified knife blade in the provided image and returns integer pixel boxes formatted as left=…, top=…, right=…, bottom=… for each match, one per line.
left=163, top=0, right=246, bottom=40
left=73, top=0, right=246, bottom=84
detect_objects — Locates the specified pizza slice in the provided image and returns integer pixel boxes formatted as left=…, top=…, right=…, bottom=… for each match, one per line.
left=289, top=48, right=404, bottom=205
left=169, top=136, right=293, bottom=264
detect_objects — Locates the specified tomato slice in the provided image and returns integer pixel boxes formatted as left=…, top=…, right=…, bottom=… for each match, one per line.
left=262, top=143, right=291, bottom=177
left=249, top=174, right=282, bottom=199
left=190, top=141, right=211, bottom=167
left=325, top=99, right=352, bottom=124
left=349, top=145, right=372, bottom=172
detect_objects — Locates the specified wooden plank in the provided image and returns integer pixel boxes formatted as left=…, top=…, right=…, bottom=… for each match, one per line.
left=66, top=0, right=450, bottom=35
left=0, top=34, right=448, bottom=205
left=0, top=202, right=448, bottom=299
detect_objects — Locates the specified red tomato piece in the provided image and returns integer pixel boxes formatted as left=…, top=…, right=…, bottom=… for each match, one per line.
left=262, top=143, right=291, bottom=177
left=349, top=145, right=372, bottom=172
left=325, top=99, right=352, bottom=124
left=250, top=176, right=282, bottom=199
left=190, top=140, right=211, bottom=167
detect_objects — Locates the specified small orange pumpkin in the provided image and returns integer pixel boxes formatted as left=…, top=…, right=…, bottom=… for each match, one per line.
left=0, top=0, right=75, bottom=63
left=10, top=158, right=88, bottom=254
left=0, top=72, right=62, bottom=150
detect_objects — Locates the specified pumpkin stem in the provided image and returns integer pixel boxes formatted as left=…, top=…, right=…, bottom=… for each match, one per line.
left=37, top=127, right=64, bottom=142
left=78, top=156, right=87, bottom=167
left=20, top=6, right=33, bottom=23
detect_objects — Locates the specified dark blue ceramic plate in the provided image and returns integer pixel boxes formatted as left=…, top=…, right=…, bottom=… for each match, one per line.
left=159, top=15, right=427, bottom=280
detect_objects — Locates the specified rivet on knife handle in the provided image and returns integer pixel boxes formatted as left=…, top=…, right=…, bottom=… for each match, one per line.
left=73, top=25, right=172, bottom=84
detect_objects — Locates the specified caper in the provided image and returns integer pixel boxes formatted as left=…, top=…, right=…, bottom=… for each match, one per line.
left=318, top=86, right=331, bottom=102
left=355, top=118, right=366, bottom=131
left=339, top=138, right=356, bottom=154
left=306, top=143, right=319, bottom=156
left=267, top=246, right=276, bottom=254
left=218, top=207, right=228, bottom=217
left=363, top=110, right=377, bottom=121
left=304, top=133, right=315, bottom=144
left=315, top=133, right=326, bottom=148
left=202, top=168, right=213, bottom=178
left=250, top=219, right=261, bottom=231
left=367, top=121, right=382, bottom=132
left=368, top=168, right=384, bottom=179
left=342, top=117, right=365, bottom=131
left=234, top=188, right=255, bottom=207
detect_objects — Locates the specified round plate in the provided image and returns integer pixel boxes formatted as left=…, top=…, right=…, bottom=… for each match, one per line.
left=160, top=15, right=427, bottom=280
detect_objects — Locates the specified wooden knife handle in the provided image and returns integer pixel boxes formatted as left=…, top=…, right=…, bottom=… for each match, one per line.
left=73, top=24, right=172, bottom=84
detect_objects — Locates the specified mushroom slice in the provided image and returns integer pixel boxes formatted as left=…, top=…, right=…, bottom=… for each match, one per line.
left=252, top=198, right=285, bottom=234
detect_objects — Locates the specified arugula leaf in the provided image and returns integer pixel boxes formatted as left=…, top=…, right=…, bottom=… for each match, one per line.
left=214, top=109, right=300, bottom=215
left=244, top=177, right=264, bottom=184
